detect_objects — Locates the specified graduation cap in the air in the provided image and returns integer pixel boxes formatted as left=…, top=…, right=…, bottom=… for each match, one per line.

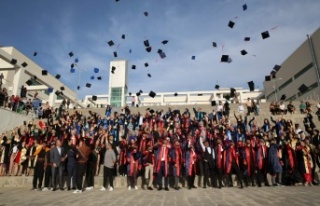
left=68, top=52, right=74, bottom=57
left=242, top=4, right=247, bottom=11
left=136, top=92, right=141, bottom=96
left=261, top=31, right=270, bottom=39
left=211, top=101, right=216, bottom=106
left=33, top=52, right=37, bottom=56
left=21, top=62, right=28, bottom=67
left=215, top=85, right=220, bottom=90
left=157, top=49, right=163, bottom=54
left=270, top=70, right=276, bottom=78
left=55, top=74, right=61, bottom=79
left=241, top=50, right=248, bottom=55
left=70, top=68, right=75, bottom=73
left=42, top=70, right=48, bottom=76
left=273, top=65, right=281, bottom=71
left=144, top=11, right=148, bottom=16
left=144, top=63, right=149, bottom=67
left=92, top=95, right=97, bottom=101
left=113, top=52, right=118, bottom=58
left=248, top=81, right=255, bottom=91
left=86, top=83, right=91, bottom=88
left=221, top=55, right=229, bottom=62
left=147, top=73, right=151, bottom=78
left=129, top=92, right=132, bottom=96
left=265, top=75, right=271, bottom=81
left=244, top=37, right=251, bottom=41
left=212, top=42, right=217, bottom=47
left=139, top=89, right=143, bottom=93
left=162, top=40, right=169, bottom=45
left=74, top=58, right=79, bottom=63
left=149, top=91, right=156, bottom=98
left=94, top=68, right=99, bottom=73
left=160, top=52, right=166, bottom=59
left=77, top=86, right=80, bottom=90
left=146, top=47, right=152, bottom=52
left=174, top=93, right=178, bottom=96
left=111, top=66, right=116, bottom=74
left=71, top=63, right=75, bottom=69
left=60, top=86, right=65, bottom=91
left=10, top=59, right=17, bottom=65
left=91, top=75, right=95, bottom=79
left=97, top=76, right=102, bottom=80
left=298, top=84, right=308, bottom=93
left=26, top=79, right=33, bottom=86
left=107, top=40, right=114, bottom=47
left=121, top=34, right=125, bottom=39
left=230, top=88, right=236, bottom=97
left=280, top=94, right=286, bottom=101
left=191, top=56, right=196, bottom=60
left=131, top=65, right=136, bottom=70
left=47, top=88, right=53, bottom=93
left=228, top=21, right=235, bottom=28
left=144, top=40, right=150, bottom=47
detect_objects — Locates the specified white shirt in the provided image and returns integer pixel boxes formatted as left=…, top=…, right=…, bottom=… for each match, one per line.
left=57, top=147, right=61, bottom=155
left=199, top=138, right=215, bottom=159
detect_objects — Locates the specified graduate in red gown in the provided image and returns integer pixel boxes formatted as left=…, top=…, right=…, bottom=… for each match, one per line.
left=214, top=138, right=224, bottom=189
left=256, top=139, right=270, bottom=187
left=185, top=142, right=197, bottom=189
left=241, top=139, right=256, bottom=187
left=154, top=138, right=171, bottom=191
left=170, top=140, right=183, bottom=190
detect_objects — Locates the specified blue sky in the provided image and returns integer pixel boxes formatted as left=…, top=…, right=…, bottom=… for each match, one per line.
left=1, top=0, right=319, bottom=99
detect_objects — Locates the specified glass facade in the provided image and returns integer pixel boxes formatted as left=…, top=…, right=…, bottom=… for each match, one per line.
left=110, top=87, right=122, bottom=107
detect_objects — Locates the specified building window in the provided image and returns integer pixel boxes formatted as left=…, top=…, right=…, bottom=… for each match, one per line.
left=110, top=87, right=122, bottom=107
left=294, top=62, right=313, bottom=80
left=287, top=95, right=296, bottom=102
left=279, top=78, right=293, bottom=91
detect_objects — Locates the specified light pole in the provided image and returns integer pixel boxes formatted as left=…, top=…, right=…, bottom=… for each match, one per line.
left=272, top=77, right=282, bottom=102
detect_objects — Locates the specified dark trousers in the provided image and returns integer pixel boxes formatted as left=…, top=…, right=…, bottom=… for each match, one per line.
left=203, top=161, right=215, bottom=187
left=76, top=163, right=86, bottom=190
left=157, top=161, right=168, bottom=188
left=226, top=161, right=243, bottom=187
left=257, top=168, right=269, bottom=186
left=215, top=168, right=223, bottom=188
left=103, top=166, right=114, bottom=188
left=52, top=165, right=64, bottom=189
left=67, top=164, right=76, bottom=189
left=86, top=164, right=96, bottom=187
left=33, top=161, right=44, bottom=189
left=44, top=165, right=52, bottom=188
left=187, top=175, right=196, bottom=188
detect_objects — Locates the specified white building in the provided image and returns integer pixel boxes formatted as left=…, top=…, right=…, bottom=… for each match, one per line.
left=0, top=46, right=82, bottom=108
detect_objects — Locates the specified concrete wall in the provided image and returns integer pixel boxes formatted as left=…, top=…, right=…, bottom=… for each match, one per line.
left=0, top=108, right=32, bottom=134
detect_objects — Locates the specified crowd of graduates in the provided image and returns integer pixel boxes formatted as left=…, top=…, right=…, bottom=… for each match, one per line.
left=0, top=101, right=320, bottom=193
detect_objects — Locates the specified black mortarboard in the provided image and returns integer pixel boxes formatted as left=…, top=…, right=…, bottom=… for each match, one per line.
left=60, top=86, right=65, bottom=91
left=242, top=4, right=247, bottom=11
left=221, top=55, right=229, bottom=62
left=228, top=21, right=235, bottom=28
left=55, top=91, right=61, bottom=96
left=230, top=88, right=236, bottom=97
left=97, top=76, right=102, bottom=80
left=298, top=84, right=308, bottom=93
left=33, top=52, right=37, bottom=56
left=26, top=80, right=32, bottom=86
left=261, top=31, right=270, bottom=39
left=113, top=52, right=118, bottom=58
left=211, top=101, right=216, bottom=106
left=131, top=65, right=136, bottom=70
left=112, top=66, right=116, bottom=71
left=273, top=65, right=281, bottom=71
left=144, top=63, right=149, bottom=67
left=42, top=70, right=48, bottom=76
left=136, top=92, right=141, bottom=96
left=265, top=75, right=271, bottom=81
left=162, top=40, right=168, bottom=45
left=92, top=95, right=97, bottom=101
left=225, top=95, right=231, bottom=100
left=215, top=85, right=220, bottom=90
left=241, top=50, right=247, bottom=55
left=68, top=52, right=74, bottom=57
left=191, top=56, right=196, bottom=60
left=146, top=47, right=152, bottom=52
left=55, top=74, right=61, bottom=79
left=139, top=90, right=143, bottom=93
left=108, top=40, right=114, bottom=47
left=129, top=92, right=132, bottom=96
left=11, top=59, right=17, bottom=65
left=212, top=42, right=217, bottom=47
left=144, top=11, right=148, bottom=16
left=21, top=62, right=28, bottom=67
left=121, top=34, right=125, bottom=39
left=147, top=73, right=151, bottom=78
left=149, top=91, right=156, bottom=98
left=86, top=83, right=91, bottom=88
left=280, top=94, right=286, bottom=101
left=244, top=37, right=250, bottom=41
left=144, top=40, right=150, bottom=47
left=270, top=70, right=276, bottom=78
left=248, top=81, right=254, bottom=91
left=77, top=86, right=80, bottom=90
left=157, top=49, right=163, bottom=54
left=160, top=52, right=166, bottom=59
left=71, top=63, right=75, bottom=68
left=174, top=93, right=178, bottom=96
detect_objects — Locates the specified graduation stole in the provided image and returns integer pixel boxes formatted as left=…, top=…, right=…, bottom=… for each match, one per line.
left=286, top=144, right=295, bottom=170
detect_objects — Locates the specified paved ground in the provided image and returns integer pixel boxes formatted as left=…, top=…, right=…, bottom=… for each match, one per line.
left=0, top=185, right=319, bottom=206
